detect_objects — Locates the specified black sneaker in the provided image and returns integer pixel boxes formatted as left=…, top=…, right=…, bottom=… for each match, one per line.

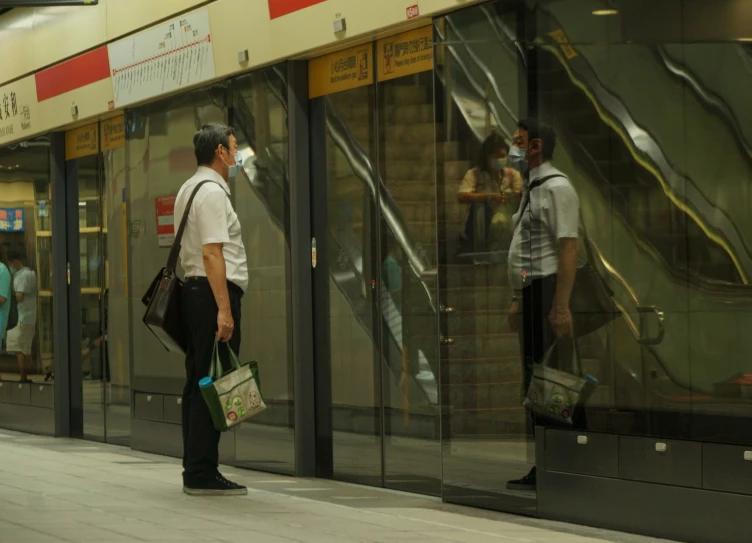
left=183, top=474, right=248, bottom=496
left=506, top=466, right=536, bottom=491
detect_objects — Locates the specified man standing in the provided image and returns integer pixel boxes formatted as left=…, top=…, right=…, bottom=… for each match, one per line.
left=506, top=119, right=580, bottom=491
left=7, top=253, right=37, bottom=383
left=175, top=123, right=249, bottom=496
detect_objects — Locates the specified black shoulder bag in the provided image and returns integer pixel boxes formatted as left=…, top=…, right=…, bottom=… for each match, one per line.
left=517, top=175, right=619, bottom=338
left=141, top=180, right=215, bottom=354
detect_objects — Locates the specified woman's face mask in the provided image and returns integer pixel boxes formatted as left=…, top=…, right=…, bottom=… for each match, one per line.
left=490, top=155, right=507, bottom=172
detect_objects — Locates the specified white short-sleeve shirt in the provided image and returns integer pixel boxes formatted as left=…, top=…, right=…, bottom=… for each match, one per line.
left=174, top=166, right=249, bottom=292
left=13, top=267, right=37, bottom=324
left=508, top=162, right=580, bottom=291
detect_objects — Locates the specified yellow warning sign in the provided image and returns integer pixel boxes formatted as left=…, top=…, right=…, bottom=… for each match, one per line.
left=548, top=29, right=578, bottom=60
left=101, top=115, right=125, bottom=152
left=65, top=123, right=99, bottom=161
left=378, top=26, right=434, bottom=82
left=309, top=44, right=373, bottom=99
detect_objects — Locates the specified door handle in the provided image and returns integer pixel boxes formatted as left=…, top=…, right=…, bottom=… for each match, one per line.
left=637, top=305, right=665, bottom=346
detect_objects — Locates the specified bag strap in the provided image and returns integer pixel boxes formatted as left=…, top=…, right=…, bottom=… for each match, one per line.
left=514, top=174, right=564, bottom=230
left=210, top=339, right=243, bottom=380
left=166, top=180, right=219, bottom=271
left=542, top=334, right=583, bottom=376
left=515, top=174, right=600, bottom=267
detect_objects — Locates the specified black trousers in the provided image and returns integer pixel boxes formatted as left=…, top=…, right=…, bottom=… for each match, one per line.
left=521, top=275, right=558, bottom=394
left=181, top=277, right=242, bottom=482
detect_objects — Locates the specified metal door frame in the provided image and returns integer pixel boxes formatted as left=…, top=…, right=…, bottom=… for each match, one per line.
left=63, top=144, right=109, bottom=441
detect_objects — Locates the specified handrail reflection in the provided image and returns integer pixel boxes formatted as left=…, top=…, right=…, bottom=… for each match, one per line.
left=324, top=98, right=438, bottom=295
left=655, top=46, right=752, bottom=167
left=542, top=39, right=752, bottom=284
left=437, top=17, right=517, bottom=139
left=478, top=7, right=752, bottom=288
left=535, top=25, right=752, bottom=283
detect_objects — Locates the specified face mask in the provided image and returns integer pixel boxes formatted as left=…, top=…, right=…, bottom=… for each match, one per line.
left=508, top=146, right=528, bottom=173
left=9, top=266, right=16, bottom=275
left=227, top=152, right=244, bottom=178
left=221, top=148, right=243, bottom=178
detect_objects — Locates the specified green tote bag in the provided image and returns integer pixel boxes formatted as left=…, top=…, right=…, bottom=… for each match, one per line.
left=199, top=340, right=265, bottom=432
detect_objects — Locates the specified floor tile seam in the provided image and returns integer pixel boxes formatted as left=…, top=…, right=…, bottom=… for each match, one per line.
left=0, top=481, right=197, bottom=523
left=0, top=515, right=80, bottom=543
left=2, top=478, right=363, bottom=539
left=10, top=451, right=529, bottom=541
left=73, top=516, right=216, bottom=542
left=244, top=487, right=532, bottom=541
left=0, top=460, right=188, bottom=493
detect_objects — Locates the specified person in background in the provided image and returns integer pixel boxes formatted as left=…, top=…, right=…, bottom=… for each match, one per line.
left=6, top=253, right=37, bottom=382
left=0, top=245, right=11, bottom=368
left=382, top=244, right=403, bottom=312
left=506, top=119, right=580, bottom=491
left=175, top=123, right=249, bottom=496
left=457, top=132, right=523, bottom=259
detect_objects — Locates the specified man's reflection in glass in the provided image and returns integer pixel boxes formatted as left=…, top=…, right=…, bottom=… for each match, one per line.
left=506, top=119, right=580, bottom=491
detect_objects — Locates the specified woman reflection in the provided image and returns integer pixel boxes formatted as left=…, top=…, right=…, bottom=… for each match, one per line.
left=457, top=133, right=523, bottom=261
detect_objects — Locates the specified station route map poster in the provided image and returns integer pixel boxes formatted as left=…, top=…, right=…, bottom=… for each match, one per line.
left=108, top=9, right=216, bottom=109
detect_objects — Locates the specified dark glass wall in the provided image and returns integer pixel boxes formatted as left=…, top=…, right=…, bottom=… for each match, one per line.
left=435, top=1, right=532, bottom=514
left=435, top=0, right=752, bottom=514
left=531, top=0, right=752, bottom=445
left=229, top=69, right=295, bottom=473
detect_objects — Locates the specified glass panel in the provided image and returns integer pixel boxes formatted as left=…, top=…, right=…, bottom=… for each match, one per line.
left=377, top=72, right=441, bottom=495
left=528, top=0, right=752, bottom=448
left=77, top=153, right=106, bottom=441
left=682, top=41, right=752, bottom=445
left=102, top=131, right=130, bottom=446
left=322, top=85, right=382, bottom=485
left=0, top=137, right=52, bottom=392
left=127, top=86, right=226, bottom=394
left=229, top=66, right=295, bottom=474
left=437, top=2, right=533, bottom=514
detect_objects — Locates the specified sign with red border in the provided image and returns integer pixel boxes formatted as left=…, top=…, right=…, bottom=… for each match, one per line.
left=155, top=195, right=177, bottom=247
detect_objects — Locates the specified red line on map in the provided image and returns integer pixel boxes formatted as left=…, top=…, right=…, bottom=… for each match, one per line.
left=111, top=36, right=211, bottom=75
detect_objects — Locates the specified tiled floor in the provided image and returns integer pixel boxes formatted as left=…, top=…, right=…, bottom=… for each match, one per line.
left=0, top=429, right=674, bottom=543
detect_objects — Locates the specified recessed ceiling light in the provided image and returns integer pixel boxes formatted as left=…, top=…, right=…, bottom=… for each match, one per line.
left=592, top=9, right=619, bottom=16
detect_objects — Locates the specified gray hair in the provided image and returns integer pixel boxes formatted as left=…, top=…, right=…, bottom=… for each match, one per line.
left=193, top=123, right=236, bottom=166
